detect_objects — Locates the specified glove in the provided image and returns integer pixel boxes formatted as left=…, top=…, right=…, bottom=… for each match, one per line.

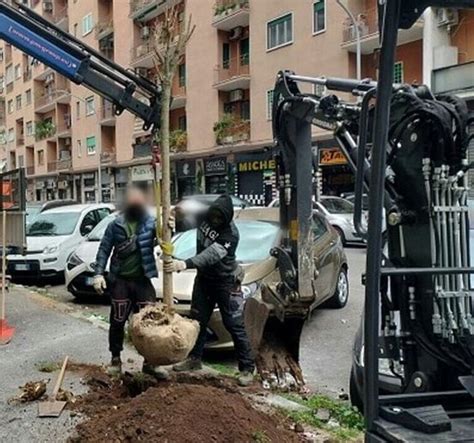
left=93, top=275, right=107, bottom=295
left=160, top=241, right=174, bottom=257
left=163, top=259, right=187, bottom=273
left=168, top=215, right=176, bottom=232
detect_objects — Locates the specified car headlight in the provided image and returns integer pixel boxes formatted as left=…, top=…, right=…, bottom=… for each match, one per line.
left=241, top=282, right=259, bottom=300
left=43, top=245, right=59, bottom=254
left=67, top=253, right=83, bottom=271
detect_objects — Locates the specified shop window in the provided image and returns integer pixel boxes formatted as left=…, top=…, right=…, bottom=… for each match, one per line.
left=240, top=38, right=249, bottom=65
left=86, top=136, right=96, bottom=155
left=313, top=0, right=326, bottom=35
left=222, top=43, right=230, bottom=69
left=393, top=62, right=404, bottom=83
left=267, top=13, right=293, bottom=51
left=82, top=13, right=94, bottom=36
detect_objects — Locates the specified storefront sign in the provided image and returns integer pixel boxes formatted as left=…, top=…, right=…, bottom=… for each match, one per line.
left=319, top=148, right=347, bottom=166
left=237, top=159, right=276, bottom=173
left=204, top=157, right=227, bottom=176
left=131, top=164, right=154, bottom=182
left=176, top=160, right=196, bottom=179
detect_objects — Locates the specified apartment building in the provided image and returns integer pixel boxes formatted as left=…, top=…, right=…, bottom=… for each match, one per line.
left=0, top=1, right=472, bottom=205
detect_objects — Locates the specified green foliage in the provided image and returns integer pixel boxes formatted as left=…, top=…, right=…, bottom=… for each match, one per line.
left=251, top=430, right=270, bottom=443
left=154, top=129, right=187, bottom=153
left=35, top=120, right=56, bottom=141
left=35, top=360, right=60, bottom=373
left=284, top=393, right=364, bottom=442
left=204, top=361, right=238, bottom=377
left=213, top=113, right=250, bottom=145
left=214, top=0, right=249, bottom=16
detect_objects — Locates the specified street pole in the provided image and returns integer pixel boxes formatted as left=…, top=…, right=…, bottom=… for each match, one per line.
left=336, top=0, right=361, bottom=80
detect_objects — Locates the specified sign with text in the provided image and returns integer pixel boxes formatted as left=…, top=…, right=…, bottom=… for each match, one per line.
left=237, top=159, right=276, bottom=173
left=319, top=148, right=347, bottom=166
left=131, top=164, right=154, bottom=182
left=204, top=157, right=227, bottom=176
left=176, top=160, right=196, bottom=179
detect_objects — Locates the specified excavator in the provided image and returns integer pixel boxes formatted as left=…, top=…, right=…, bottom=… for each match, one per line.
left=2, top=0, right=474, bottom=441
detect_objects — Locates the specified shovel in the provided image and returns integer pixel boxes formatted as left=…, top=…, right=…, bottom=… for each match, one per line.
left=38, top=356, right=69, bottom=418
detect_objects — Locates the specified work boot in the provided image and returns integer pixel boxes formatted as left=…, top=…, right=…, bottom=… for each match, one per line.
left=172, top=356, right=203, bottom=372
left=107, top=356, right=122, bottom=376
left=142, top=362, right=170, bottom=380
left=237, top=370, right=254, bottom=387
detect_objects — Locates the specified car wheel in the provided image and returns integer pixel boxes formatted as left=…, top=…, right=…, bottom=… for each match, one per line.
left=333, top=226, right=346, bottom=246
left=350, top=366, right=363, bottom=412
left=326, top=267, right=349, bottom=309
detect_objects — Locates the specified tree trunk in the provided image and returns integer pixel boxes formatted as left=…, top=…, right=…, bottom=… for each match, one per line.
left=160, top=80, right=173, bottom=309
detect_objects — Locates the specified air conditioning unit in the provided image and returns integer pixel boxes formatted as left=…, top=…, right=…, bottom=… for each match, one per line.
left=229, top=89, right=244, bottom=102
left=135, top=67, right=148, bottom=78
left=141, top=26, right=151, bottom=40
left=437, top=8, right=459, bottom=27
left=59, top=150, right=71, bottom=160
left=229, top=26, right=243, bottom=41
left=43, top=1, right=53, bottom=12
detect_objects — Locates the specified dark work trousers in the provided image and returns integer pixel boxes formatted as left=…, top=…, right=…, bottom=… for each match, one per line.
left=109, top=277, right=156, bottom=357
left=190, top=276, right=255, bottom=372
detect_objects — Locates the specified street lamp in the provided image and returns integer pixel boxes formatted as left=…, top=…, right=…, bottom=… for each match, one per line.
left=336, top=0, right=361, bottom=80
left=54, top=90, right=103, bottom=203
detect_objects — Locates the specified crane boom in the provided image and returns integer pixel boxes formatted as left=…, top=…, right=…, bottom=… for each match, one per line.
left=0, top=1, right=161, bottom=131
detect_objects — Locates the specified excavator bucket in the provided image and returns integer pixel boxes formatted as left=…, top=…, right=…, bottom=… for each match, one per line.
left=244, top=295, right=305, bottom=388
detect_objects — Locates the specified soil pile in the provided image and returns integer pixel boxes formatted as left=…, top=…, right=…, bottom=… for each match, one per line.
left=130, top=304, right=199, bottom=366
left=71, top=372, right=300, bottom=443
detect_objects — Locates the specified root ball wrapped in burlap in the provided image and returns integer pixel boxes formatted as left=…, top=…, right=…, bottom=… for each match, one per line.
left=130, top=304, right=200, bottom=366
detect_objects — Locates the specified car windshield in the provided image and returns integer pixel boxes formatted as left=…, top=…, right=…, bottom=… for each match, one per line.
left=26, top=212, right=81, bottom=236
left=88, top=214, right=116, bottom=241
left=25, top=205, right=42, bottom=224
left=173, top=220, right=279, bottom=263
left=321, top=198, right=354, bottom=214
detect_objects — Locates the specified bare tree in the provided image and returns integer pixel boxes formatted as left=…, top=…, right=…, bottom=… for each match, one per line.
left=151, top=4, right=195, bottom=309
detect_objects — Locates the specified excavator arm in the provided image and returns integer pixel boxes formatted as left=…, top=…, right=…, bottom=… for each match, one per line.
left=0, top=1, right=161, bottom=131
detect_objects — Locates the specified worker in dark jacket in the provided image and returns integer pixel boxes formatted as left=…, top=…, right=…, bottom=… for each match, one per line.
left=93, top=186, right=164, bottom=377
left=164, top=194, right=255, bottom=386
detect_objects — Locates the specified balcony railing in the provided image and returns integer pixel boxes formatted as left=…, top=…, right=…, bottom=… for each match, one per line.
left=213, top=0, right=249, bottom=29
left=342, top=8, right=379, bottom=45
left=35, top=88, right=71, bottom=110
left=26, top=166, right=35, bottom=176
left=96, top=20, right=114, bottom=39
left=47, top=161, right=57, bottom=173
left=214, top=55, right=250, bottom=86
left=101, top=102, right=116, bottom=121
left=214, top=114, right=250, bottom=145
left=57, top=158, right=72, bottom=170
left=131, top=42, right=153, bottom=64
left=133, top=143, right=153, bottom=158
left=214, top=0, right=249, bottom=17
left=130, top=0, right=159, bottom=17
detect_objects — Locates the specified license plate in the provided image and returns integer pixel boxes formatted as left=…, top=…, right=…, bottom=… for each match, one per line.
left=85, top=277, right=95, bottom=286
left=15, top=264, right=30, bottom=271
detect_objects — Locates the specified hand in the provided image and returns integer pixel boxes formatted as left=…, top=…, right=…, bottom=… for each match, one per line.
left=168, top=215, right=176, bottom=232
left=163, top=259, right=187, bottom=273
left=93, top=275, right=107, bottom=295
left=160, top=241, right=174, bottom=257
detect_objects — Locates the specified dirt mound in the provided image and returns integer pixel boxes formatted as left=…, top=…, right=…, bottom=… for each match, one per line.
left=71, top=372, right=300, bottom=443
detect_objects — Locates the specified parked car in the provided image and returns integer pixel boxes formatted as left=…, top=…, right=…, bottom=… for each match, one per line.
left=65, top=207, right=157, bottom=298
left=268, top=196, right=366, bottom=245
left=174, top=194, right=252, bottom=232
left=25, top=200, right=78, bottom=226
left=168, top=207, right=348, bottom=350
left=7, top=204, right=114, bottom=280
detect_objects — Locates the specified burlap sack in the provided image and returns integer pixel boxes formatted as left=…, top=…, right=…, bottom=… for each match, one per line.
left=130, top=304, right=200, bottom=366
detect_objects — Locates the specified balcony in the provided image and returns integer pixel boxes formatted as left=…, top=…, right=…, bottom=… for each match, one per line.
left=213, top=0, right=249, bottom=31
left=214, top=114, right=250, bottom=145
left=100, top=151, right=117, bottom=164
left=57, top=115, right=72, bottom=137
left=432, top=61, right=474, bottom=97
left=341, top=7, right=424, bottom=54
left=96, top=21, right=114, bottom=40
left=171, top=85, right=186, bottom=110
left=35, top=88, right=71, bottom=113
left=214, top=55, right=250, bottom=91
left=100, top=102, right=116, bottom=126
left=35, top=121, right=56, bottom=142
left=133, top=143, right=153, bottom=159
left=26, top=166, right=35, bottom=176
left=130, top=0, right=180, bottom=22
left=23, top=69, right=32, bottom=82
left=52, top=6, right=69, bottom=31
left=131, top=42, right=154, bottom=68
left=57, top=158, right=72, bottom=171
left=47, top=161, right=57, bottom=173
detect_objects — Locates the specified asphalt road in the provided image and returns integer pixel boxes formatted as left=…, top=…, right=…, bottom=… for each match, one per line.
left=13, top=246, right=367, bottom=397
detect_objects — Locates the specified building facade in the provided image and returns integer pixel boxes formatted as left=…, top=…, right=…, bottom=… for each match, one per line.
left=0, top=0, right=471, bottom=205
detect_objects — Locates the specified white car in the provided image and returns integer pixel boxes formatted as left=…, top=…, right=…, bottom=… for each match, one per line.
left=8, top=204, right=114, bottom=280
left=268, top=196, right=367, bottom=245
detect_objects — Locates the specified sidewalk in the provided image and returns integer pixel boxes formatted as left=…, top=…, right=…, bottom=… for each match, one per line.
left=0, top=286, right=141, bottom=443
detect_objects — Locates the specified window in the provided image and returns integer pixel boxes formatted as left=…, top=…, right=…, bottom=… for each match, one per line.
left=18, top=155, right=24, bottom=168
left=82, top=13, right=94, bottom=36
left=8, top=128, right=14, bottom=142
left=26, top=121, right=33, bottom=136
left=14, top=64, right=21, bottom=80
left=5, top=65, right=13, bottom=85
left=241, top=100, right=250, bottom=121
left=394, top=62, right=404, bottom=83
left=312, top=213, right=328, bottom=240
left=0, top=48, right=3, bottom=62
left=240, top=38, right=250, bottom=65
left=313, top=0, right=326, bottom=34
left=15, top=95, right=21, bottom=110
left=76, top=100, right=81, bottom=120
left=86, top=136, right=96, bottom=155
left=267, top=13, right=293, bottom=51
left=25, top=89, right=32, bottom=105
left=178, top=63, right=186, bottom=87
left=222, top=43, right=230, bottom=69
left=77, top=139, right=82, bottom=157
left=85, top=96, right=95, bottom=116
left=266, top=90, right=274, bottom=121
left=178, top=115, right=187, bottom=131
left=7, top=100, right=13, bottom=114
left=38, top=150, right=45, bottom=166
